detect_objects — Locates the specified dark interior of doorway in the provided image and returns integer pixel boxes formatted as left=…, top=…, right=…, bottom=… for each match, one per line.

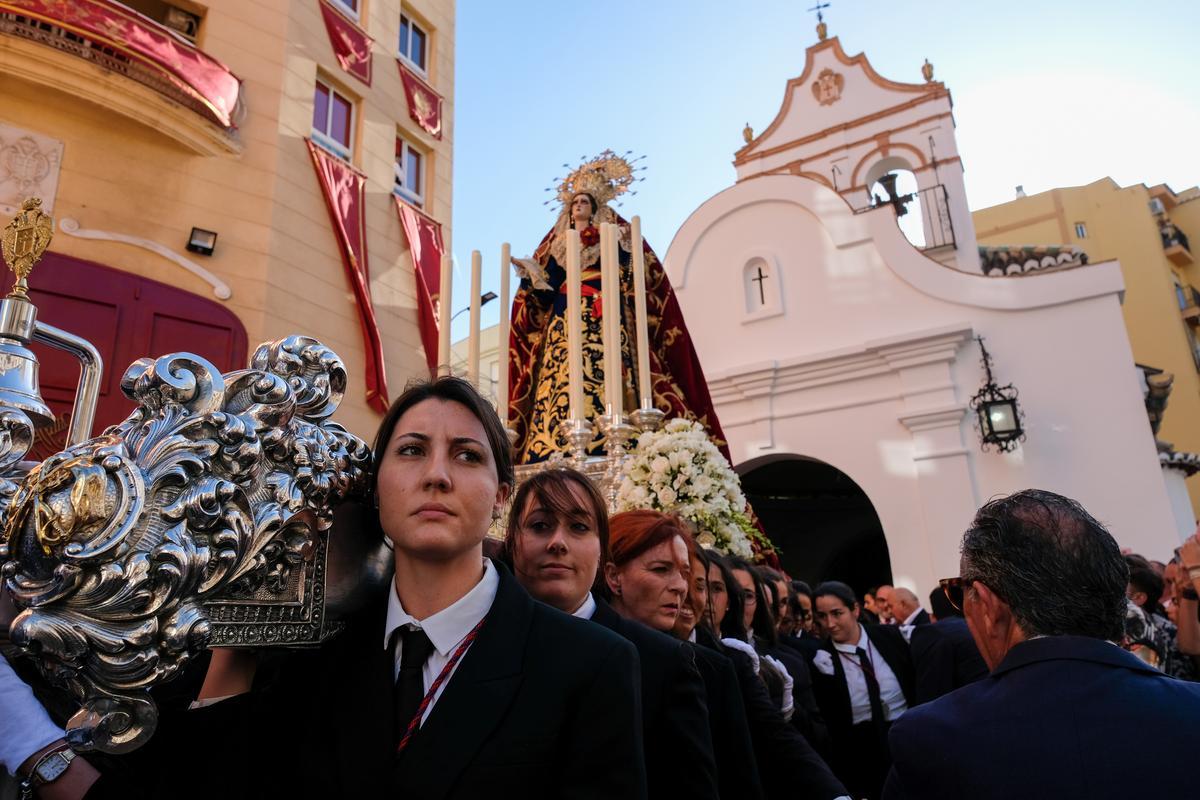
left=741, top=457, right=892, bottom=597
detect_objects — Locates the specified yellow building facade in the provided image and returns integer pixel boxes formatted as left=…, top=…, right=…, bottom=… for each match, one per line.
left=974, top=178, right=1200, bottom=515
left=0, top=0, right=454, bottom=440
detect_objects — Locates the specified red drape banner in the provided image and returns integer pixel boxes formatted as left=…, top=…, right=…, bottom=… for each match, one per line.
left=394, top=198, right=444, bottom=374
left=317, top=0, right=373, bottom=86
left=0, top=0, right=241, bottom=128
left=305, top=140, right=389, bottom=414
left=397, top=61, right=443, bottom=139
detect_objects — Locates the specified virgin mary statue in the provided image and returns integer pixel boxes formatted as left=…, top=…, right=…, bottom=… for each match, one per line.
left=508, top=150, right=730, bottom=464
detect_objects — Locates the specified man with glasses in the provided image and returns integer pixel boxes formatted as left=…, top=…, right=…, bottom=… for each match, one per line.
left=883, top=489, right=1200, bottom=799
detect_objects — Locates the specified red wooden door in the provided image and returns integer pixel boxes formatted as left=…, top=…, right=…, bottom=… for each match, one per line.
left=3, top=252, right=248, bottom=459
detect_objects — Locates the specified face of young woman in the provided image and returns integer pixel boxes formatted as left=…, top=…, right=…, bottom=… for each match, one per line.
left=673, top=554, right=708, bottom=640
left=815, top=594, right=862, bottom=645
left=610, top=536, right=689, bottom=633
left=570, top=193, right=593, bottom=227
left=511, top=485, right=601, bottom=614
left=796, top=593, right=814, bottom=634
left=706, top=561, right=728, bottom=629
left=376, top=398, right=507, bottom=562
left=733, top=568, right=759, bottom=632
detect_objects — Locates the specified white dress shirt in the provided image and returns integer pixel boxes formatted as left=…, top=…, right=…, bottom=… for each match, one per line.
left=832, top=626, right=908, bottom=725
left=572, top=591, right=597, bottom=620
left=0, top=654, right=65, bottom=772
left=899, top=607, right=925, bottom=642
left=383, top=559, right=498, bottom=725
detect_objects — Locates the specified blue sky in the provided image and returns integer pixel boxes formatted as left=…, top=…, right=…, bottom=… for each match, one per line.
left=449, top=0, right=1200, bottom=338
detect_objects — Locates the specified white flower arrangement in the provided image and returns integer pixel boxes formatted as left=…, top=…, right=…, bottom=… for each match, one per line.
left=615, top=418, right=769, bottom=559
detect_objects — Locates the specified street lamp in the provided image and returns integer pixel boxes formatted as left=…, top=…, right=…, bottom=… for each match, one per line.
left=969, top=335, right=1025, bottom=452
left=450, top=291, right=498, bottom=322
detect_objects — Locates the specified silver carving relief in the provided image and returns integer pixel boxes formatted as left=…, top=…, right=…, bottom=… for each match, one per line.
left=0, top=336, right=374, bottom=753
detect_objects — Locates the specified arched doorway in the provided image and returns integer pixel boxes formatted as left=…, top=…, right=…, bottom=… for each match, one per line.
left=739, top=455, right=892, bottom=595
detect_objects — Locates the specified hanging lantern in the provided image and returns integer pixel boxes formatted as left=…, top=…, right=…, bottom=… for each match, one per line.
left=969, top=336, right=1025, bottom=452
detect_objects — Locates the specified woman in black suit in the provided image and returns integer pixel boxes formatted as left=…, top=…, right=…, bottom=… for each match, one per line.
left=809, top=580, right=914, bottom=800
left=504, top=470, right=718, bottom=800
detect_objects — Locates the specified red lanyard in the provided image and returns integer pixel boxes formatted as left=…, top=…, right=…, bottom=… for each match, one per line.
left=396, top=616, right=487, bottom=754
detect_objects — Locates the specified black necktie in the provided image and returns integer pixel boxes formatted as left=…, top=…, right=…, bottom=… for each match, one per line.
left=856, top=646, right=887, bottom=725
left=394, top=626, right=435, bottom=742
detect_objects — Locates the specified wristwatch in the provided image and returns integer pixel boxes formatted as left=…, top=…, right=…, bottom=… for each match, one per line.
left=20, top=745, right=76, bottom=799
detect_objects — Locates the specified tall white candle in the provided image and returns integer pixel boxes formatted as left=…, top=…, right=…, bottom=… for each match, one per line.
left=467, top=250, right=482, bottom=384
left=600, top=223, right=619, bottom=414
left=631, top=216, right=652, bottom=409
left=497, top=242, right=512, bottom=417
left=437, top=252, right=453, bottom=376
left=565, top=230, right=583, bottom=420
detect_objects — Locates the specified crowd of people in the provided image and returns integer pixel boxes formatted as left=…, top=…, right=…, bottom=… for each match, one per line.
left=3, top=375, right=1200, bottom=798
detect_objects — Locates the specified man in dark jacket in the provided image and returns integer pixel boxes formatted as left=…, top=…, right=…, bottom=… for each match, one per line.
left=884, top=489, right=1200, bottom=799
left=908, top=587, right=987, bottom=704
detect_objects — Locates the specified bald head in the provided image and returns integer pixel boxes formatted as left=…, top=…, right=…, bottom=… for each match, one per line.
left=891, top=587, right=921, bottom=623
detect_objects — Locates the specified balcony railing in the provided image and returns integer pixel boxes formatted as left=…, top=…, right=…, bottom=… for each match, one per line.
left=0, top=0, right=240, bottom=132
left=854, top=184, right=956, bottom=251
left=1162, top=222, right=1194, bottom=267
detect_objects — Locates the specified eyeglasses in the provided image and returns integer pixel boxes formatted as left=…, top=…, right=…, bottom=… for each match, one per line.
left=939, top=577, right=967, bottom=611
left=742, top=589, right=757, bottom=605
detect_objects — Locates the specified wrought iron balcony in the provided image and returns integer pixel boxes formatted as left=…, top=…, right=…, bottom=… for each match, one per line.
left=0, top=0, right=241, bottom=147
left=1162, top=223, right=1193, bottom=267
left=855, top=183, right=956, bottom=252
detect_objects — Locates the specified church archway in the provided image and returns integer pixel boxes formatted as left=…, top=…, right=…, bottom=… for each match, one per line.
left=739, top=455, right=892, bottom=595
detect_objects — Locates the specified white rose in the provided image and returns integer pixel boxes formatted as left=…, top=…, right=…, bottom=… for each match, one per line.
left=658, top=486, right=677, bottom=506
left=650, top=456, right=670, bottom=474
left=697, top=532, right=717, bottom=547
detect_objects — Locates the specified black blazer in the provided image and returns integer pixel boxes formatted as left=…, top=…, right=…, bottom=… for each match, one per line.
left=907, top=609, right=931, bottom=627
left=909, top=616, right=987, bottom=705
left=590, top=598, right=719, bottom=800
left=808, top=624, right=915, bottom=737
left=690, top=630, right=765, bottom=800
left=762, top=640, right=831, bottom=757
left=884, top=635, right=1200, bottom=799
left=697, top=628, right=847, bottom=800
left=158, top=561, right=647, bottom=800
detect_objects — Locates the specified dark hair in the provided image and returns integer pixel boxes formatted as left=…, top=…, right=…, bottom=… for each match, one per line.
left=727, top=556, right=778, bottom=645
left=928, top=585, right=959, bottom=619
left=569, top=192, right=598, bottom=227
left=709, top=552, right=748, bottom=641
left=1125, top=554, right=1164, bottom=616
left=609, top=510, right=690, bottom=567
left=813, top=580, right=859, bottom=612
left=505, top=468, right=610, bottom=589
left=789, top=580, right=813, bottom=616
left=371, top=376, right=514, bottom=500
left=961, top=489, right=1128, bottom=641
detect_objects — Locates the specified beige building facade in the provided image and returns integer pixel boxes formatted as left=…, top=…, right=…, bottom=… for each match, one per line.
left=0, top=0, right=454, bottom=440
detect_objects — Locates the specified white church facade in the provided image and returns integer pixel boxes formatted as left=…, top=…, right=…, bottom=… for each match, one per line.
left=665, top=33, right=1183, bottom=594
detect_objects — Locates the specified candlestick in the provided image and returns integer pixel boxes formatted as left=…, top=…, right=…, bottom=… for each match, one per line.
left=631, top=216, right=652, bottom=409
left=566, top=229, right=584, bottom=421
left=498, top=242, right=511, bottom=416
left=467, top=250, right=482, bottom=384
left=437, top=252, right=453, bottom=376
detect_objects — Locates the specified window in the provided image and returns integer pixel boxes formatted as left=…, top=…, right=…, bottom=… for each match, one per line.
left=122, top=1, right=203, bottom=41
left=394, top=136, right=424, bottom=206
left=329, top=0, right=359, bottom=20
left=398, top=14, right=428, bottom=71
left=312, top=79, right=354, bottom=159
left=1074, top=222, right=1088, bottom=238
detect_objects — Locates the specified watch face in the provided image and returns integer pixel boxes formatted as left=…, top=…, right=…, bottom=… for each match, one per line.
left=37, top=753, right=70, bottom=782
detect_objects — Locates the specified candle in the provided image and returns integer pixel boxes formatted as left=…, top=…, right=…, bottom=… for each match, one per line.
left=437, top=252, right=453, bottom=376
left=565, top=230, right=583, bottom=420
left=497, top=242, right=511, bottom=417
left=467, top=250, right=482, bottom=384
left=600, top=223, right=618, bottom=415
left=631, top=216, right=652, bottom=409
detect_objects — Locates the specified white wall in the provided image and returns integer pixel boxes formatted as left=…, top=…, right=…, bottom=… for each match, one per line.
left=666, top=175, right=1179, bottom=591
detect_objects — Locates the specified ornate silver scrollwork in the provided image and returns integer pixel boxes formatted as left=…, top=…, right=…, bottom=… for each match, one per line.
left=0, top=336, right=372, bottom=754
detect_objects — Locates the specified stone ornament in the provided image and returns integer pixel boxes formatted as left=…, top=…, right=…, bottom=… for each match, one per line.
left=0, top=335, right=372, bottom=753
left=811, top=68, right=845, bottom=106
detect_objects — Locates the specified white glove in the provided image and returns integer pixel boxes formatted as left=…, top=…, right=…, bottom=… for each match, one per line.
left=0, top=654, right=66, bottom=773
left=720, top=637, right=760, bottom=674
left=762, top=654, right=795, bottom=721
